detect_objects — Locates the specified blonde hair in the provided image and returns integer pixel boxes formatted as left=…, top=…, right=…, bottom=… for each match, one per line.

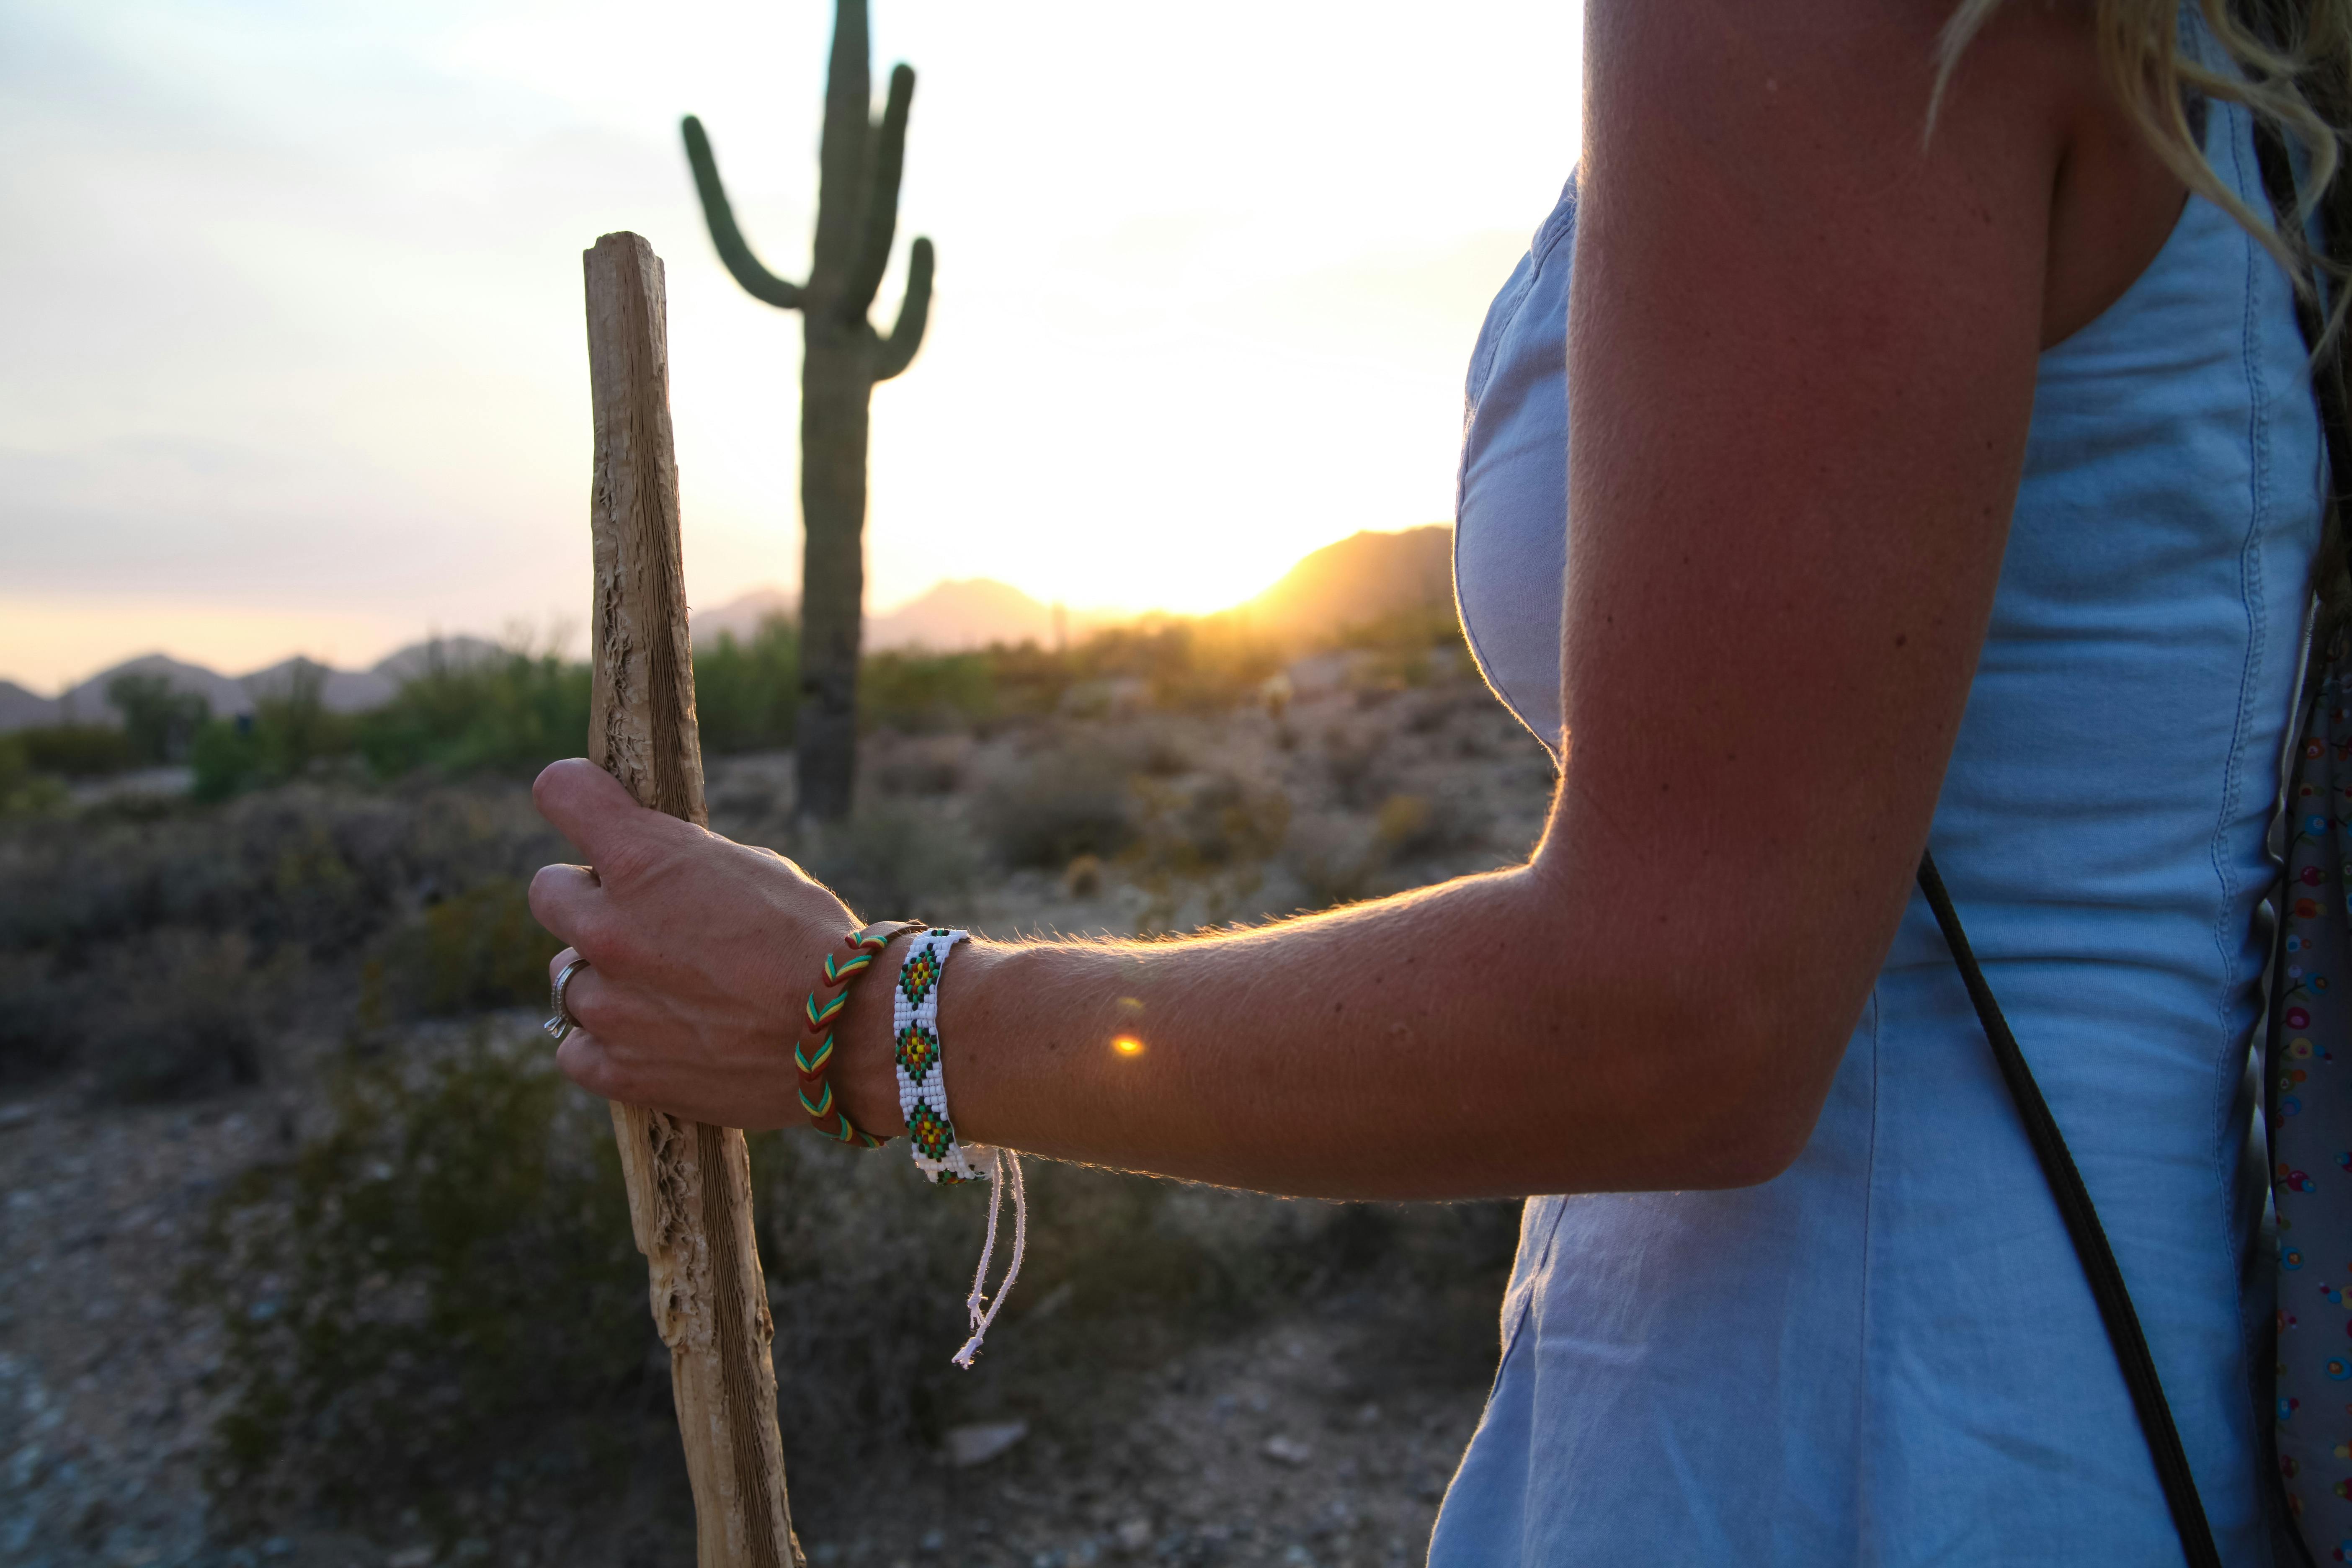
left=1939, top=0, right=2352, bottom=313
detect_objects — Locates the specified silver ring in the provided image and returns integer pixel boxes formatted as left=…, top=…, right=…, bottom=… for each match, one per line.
left=543, top=957, right=591, bottom=1043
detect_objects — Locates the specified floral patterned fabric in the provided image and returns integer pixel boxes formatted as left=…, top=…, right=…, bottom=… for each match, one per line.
left=2276, top=630, right=2352, bottom=1560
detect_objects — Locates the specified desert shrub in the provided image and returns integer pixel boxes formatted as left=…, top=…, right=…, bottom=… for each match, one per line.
left=694, top=617, right=799, bottom=755
left=187, top=1029, right=653, bottom=1541
left=1321, top=723, right=1394, bottom=810
left=107, top=672, right=211, bottom=764
left=867, top=734, right=968, bottom=796
left=1065, top=619, right=1282, bottom=714
left=13, top=723, right=136, bottom=779
left=362, top=878, right=560, bottom=1023
left=982, top=639, right=1078, bottom=717
left=1329, top=602, right=1473, bottom=665
left=183, top=1021, right=1520, bottom=1547
left=0, top=735, right=68, bottom=819
left=861, top=650, right=998, bottom=733
left=87, top=929, right=280, bottom=1102
left=792, top=802, right=980, bottom=920
left=357, top=647, right=590, bottom=780
left=0, top=784, right=567, bottom=1092
left=1281, top=794, right=1483, bottom=913
left=974, top=746, right=1135, bottom=869
left=1372, top=791, right=1484, bottom=862
left=1127, top=773, right=1291, bottom=931
left=0, top=950, right=81, bottom=1083
left=192, top=668, right=362, bottom=802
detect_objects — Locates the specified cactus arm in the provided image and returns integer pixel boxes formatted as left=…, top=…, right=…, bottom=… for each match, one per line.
left=873, top=235, right=932, bottom=381
left=680, top=116, right=806, bottom=310
left=843, top=64, right=914, bottom=315
left=812, top=0, right=873, bottom=286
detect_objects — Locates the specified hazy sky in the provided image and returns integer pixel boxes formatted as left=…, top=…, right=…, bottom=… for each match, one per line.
left=0, top=0, right=1583, bottom=692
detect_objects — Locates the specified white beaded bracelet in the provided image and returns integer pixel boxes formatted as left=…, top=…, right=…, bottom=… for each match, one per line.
left=890, top=926, right=1024, bottom=1365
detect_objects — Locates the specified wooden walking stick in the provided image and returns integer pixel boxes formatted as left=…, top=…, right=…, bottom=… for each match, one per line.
left=583, top=230, right=801, bottom=1568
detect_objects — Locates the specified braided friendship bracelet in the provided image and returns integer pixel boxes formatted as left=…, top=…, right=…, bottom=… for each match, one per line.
left=795, top=919, right=927, bottom=1148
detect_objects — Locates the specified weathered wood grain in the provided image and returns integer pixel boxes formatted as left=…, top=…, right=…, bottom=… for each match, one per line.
left=584, top=230, right=799, bottom=1568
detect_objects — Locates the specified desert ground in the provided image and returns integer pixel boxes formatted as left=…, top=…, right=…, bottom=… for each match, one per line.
left=0, top=655, right=1557, bottom=1568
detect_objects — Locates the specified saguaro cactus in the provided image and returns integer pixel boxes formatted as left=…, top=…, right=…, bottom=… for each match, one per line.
left=683, top=0, right=932, bottom=822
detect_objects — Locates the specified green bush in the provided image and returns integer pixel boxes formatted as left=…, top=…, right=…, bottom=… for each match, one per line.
left=1126, top=772, right=1291, bottom=932
left=357, top=648, right=590, bottom=780
left=193, top=664, right=361, bottom=802
left=186, top=1031, right=652, bottom=1539
left=106, top=672, right=211, bottom=764
left=181, top=1024, right=1522, bottom=1550
left=0, top=950, right=81, bottom=1082
left=13, top=723, right=136, bottom=779
left=0, top=781, right=567, bottom=1090
left=974, top=746, right=1135, bottom=869
left=361, top=878, right=560, bottom=1023
left=694, top=616, right=799, bottom=755
left=0, top=734, right=69, bottom=819
left=88, top=930, right=279, bottom=1102
left=793, top=802, right=978, bottom=919
left=860, top=649, right=999, bottom=734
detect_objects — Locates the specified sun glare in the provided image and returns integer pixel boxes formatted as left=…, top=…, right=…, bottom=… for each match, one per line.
left=1113, top=1036, right=1146, bottom=1057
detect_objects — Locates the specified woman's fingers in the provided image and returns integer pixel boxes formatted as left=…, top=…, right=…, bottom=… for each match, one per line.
left=532, top=758, right=704, bottom=890
left=554, top=1029, right=632, bottom=1103
left=532, top=759, right=645, bottom=861
left=529, top=863, right=614, bottom=958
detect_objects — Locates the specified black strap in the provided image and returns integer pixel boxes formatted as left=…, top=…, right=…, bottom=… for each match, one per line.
left=1917, top=853, right=2222, bottom=1568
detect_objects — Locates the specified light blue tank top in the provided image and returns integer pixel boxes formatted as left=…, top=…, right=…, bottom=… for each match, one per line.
left=1436, top=64, right=2323, bottom=1568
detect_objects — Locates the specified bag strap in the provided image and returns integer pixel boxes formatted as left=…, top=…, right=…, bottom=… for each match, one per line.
left=1916, top=855, right=2221, bottom=1567
left=2254, top=108, right=2349, bottom=1568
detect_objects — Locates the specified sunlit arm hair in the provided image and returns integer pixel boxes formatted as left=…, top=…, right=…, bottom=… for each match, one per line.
left=1942, top=0, right=2352, bottom=335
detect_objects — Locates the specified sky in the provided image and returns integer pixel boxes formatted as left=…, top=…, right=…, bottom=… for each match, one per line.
left=0, top=0, right=1583, bottom=693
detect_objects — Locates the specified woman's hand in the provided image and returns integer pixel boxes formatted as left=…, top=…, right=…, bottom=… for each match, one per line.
left=525, top=758, right=902, bottom=1133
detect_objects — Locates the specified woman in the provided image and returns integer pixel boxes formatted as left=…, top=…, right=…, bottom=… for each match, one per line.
left=529, top=2, right=2343, bottom=1560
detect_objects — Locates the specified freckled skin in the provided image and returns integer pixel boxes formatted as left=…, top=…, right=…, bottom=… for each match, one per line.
left=528, top=0, right=2187, bottom=1202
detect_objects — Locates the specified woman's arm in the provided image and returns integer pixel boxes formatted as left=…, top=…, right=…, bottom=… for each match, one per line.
left=529, top=0, right=2171, bottom=1200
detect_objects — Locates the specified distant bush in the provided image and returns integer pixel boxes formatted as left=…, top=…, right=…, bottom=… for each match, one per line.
left=861, top=649, right=998, bottom=734
left=1127, top=772, right=1291, bottom=932
left=108, top=672, right=211, bottom=765
left=975, top=745, right=1135, bottom=869
left=1328, top=603, right=1473, bottom=689
left=794, top=803, right=978, bottom=920
left=0, top=735, right=69, bottom=819
left=13, top=723, right=135, bottom=779
left=361, top=878, right=560, bottom=1024
left=87, top=929, right=280, bottom=1102
left=0, top=782, right=566, bottom=1088
left=694, top=616, right=799, bottom=755
left=357, top=646, right=591, bottom=780
left=0, top=950, right=80, bottom=1082
left=1066, top=619, right=1283, bottom=714
left=193, top=665, right=358, bottom=802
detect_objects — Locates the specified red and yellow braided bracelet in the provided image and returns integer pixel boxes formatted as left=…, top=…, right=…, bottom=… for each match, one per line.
left=795, top=919, right=927, bottom=1147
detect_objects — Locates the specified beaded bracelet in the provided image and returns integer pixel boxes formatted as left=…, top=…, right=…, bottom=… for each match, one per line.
left=888, top=926, right=1027, bottom=1366
left=892, top=928, right=990, bottom=1183
left=795, top=919, right=927, bottom=1148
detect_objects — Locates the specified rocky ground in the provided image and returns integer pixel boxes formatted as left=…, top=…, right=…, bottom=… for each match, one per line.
left=0, top=664, right=1556, bottom=1568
